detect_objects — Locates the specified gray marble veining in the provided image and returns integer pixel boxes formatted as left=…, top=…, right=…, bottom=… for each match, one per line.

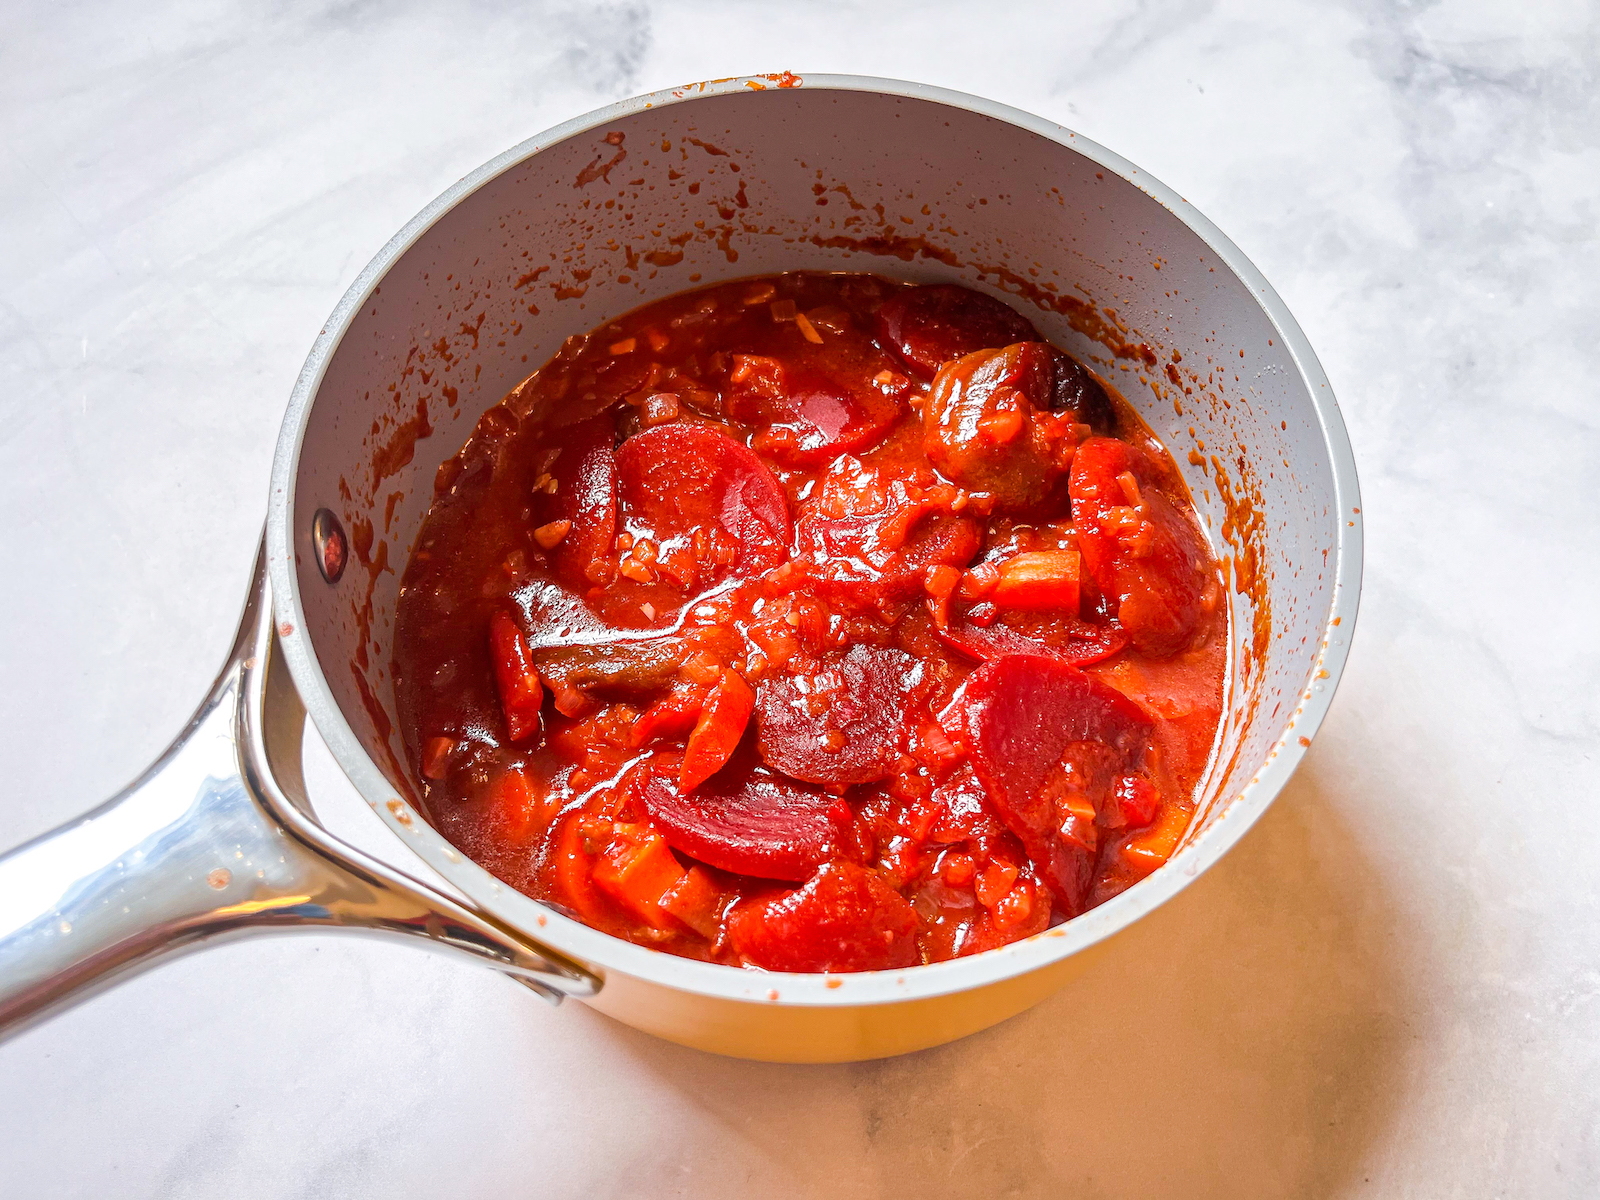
left=1, top=1, right=1596, bottom=1196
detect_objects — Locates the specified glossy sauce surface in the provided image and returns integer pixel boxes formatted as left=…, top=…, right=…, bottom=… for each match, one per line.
left=394, top=273, right=1226, bottom=972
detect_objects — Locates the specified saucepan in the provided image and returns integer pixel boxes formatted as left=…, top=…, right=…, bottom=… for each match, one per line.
left=0, top=75, right=1361, bottom=1061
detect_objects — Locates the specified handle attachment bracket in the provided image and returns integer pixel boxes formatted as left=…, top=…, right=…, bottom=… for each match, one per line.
left=0, top=538, right=600, bottom=1043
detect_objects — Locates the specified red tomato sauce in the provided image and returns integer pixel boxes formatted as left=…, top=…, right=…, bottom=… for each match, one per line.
left=393, top=273, right=1226, bottom=973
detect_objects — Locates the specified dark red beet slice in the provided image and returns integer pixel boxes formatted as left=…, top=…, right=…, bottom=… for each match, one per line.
left=727, top=340, right=909, bottom=466
left=615, top=423, right=791, bottom=582
left=756, top=644, right=929, bottom=785
left=875, top=285, right=1038, bottom=380
left=927, top=600, right=1128, bottom=668
left=943, top=654, right=1152, bottom=914
left=635, top=753, right=840, bottom=882
left=1069, top=437, right=1209, bottom=657
left=533, top=415, right=617, bottom=590
left=794, top=506, right=981, bottom=608
left=1048, top=351, right=1113, bottom=432
left=882, top=514, right=983, bottom=593
left=727, top=861, right=919, bottom=972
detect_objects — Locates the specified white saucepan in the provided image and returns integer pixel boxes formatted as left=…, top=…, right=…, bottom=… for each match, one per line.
left=0, top=75, right=1361, bottom=1062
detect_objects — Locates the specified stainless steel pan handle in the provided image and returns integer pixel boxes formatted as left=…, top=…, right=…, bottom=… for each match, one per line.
left=0, top=538, right=600, bottom=1042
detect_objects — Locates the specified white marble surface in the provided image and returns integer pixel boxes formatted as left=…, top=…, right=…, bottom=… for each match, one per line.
left=2, top=1, right=1597, bottom=1195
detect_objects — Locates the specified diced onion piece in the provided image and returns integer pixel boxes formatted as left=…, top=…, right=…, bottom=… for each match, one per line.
left=1116, top=470, right=1143, bottom=506
left=533, top=519, right=572, bottom=549
left=1118, top=800, right=1189, bottom=877
left=642, top=392, right=680, bottom=426
left=793, top=312, right=824, bottom=344
left=978, top=408, right=1025, bottom=445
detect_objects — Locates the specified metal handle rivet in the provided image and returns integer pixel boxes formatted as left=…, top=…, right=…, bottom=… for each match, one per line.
left=312, top=508, right=347, bottom=583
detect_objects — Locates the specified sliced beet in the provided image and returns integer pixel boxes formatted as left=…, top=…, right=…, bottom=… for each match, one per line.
left=795, top=506, right=981, bottom=607
left=882, top=514, right=983, bottom=592
left=615, top=423, right=791, bottom=584
left=727, top=339, right=908, bottom=466
left=875, top=285, right=1039, bottom=380
left=635, top=752, right=840, bottom=881
left=927, top=600, right=1128, bottom=668
left=727, top=861, right=919, bottom=972
left=532, top=415, right=617, bottom=590
left=756, top=644, right=929, bottom=785
left=1069, top=437, right=1209, bottom=657
left=943, top=653, right=1152, bottom=914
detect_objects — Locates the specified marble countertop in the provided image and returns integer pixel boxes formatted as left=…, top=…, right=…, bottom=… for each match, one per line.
left=2, top=1, right=1596, bottom=1195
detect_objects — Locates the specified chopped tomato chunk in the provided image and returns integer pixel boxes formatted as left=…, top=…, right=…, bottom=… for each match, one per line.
left=593, top=825, right=688, bottom=928
left=680, top=669, right=755, bottom=790
left=659, top=866, right=726, bottom=939
left=1070, top=437, right=1209, bottom=657
left=727, top=862, right=919, bottom=972
left=488, top=610, right=543, bottom=744
left=1113, top=774, right=1161, bottom=829
left=975, top=858, right=1020, bottom=909
left=488, top=765, right=558, bottom=842
left=991, top=550, right=1081, bottom=614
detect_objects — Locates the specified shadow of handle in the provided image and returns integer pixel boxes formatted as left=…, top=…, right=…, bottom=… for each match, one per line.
left=0, top=538, right=601, bottom=1044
